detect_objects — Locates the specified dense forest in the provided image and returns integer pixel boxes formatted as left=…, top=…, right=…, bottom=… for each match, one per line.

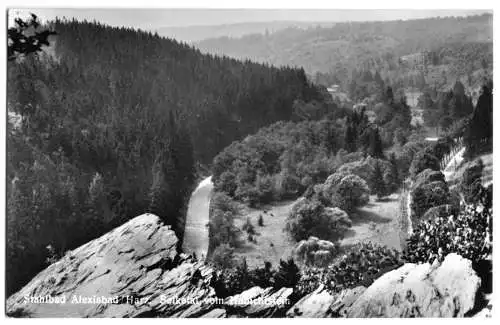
left=6, top=16, right=325, bottom=295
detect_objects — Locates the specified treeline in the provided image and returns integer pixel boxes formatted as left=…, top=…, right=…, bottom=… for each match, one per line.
left=6, top=17, right=323, bottom=295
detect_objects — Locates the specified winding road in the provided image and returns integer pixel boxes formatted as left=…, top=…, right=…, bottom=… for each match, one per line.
left=182, top=176, right=213, bottom=261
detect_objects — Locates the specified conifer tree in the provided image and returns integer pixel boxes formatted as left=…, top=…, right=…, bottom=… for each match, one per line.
left=371, top=160, right=386, bottom=199
left=369, top=128, right=384, bottom=159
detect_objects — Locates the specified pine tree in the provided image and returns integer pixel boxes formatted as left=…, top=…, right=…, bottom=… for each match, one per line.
left=371, top=160, right=386, bottom=199
left=369, top=128, right=384, bottom=159
left=389, top=152, right=400, bottom=192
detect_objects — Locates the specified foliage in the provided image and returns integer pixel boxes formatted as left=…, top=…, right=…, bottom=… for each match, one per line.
left=213, top=118, right=345, bottom=204
left=405, top=200, right=492, bottom=266
left=296, top=242, right=403, bottom=295
left=421, top=204, right=459, bottom=222
left=210, top=244, right=236, bottom=269
left=322, top=173, right=370, bottom=213
left=242, top=217, right=256, bottom=236
left=273, top=258, right=301, bottom=290
left=258, top=214, right=264, bottom=227
left=294, top=236, right=340, bottom=267
left=460, top=159, right=485, bottom=204
left=198, top=14, right=492, bottom=90
left=464, top=80, right=493, bottom=157
left=409, top=150, right=440, bottom=179
left=7, top=13, right=57, bottom=61
left=285, top=198, right=352, bottom=242
left=211, top=258, right=299, bottom=298
left=411, top=178, right=450, bottom=220
left=371, top=160, right=387, bottom=199
left=208, top=193, right=241, bottom=250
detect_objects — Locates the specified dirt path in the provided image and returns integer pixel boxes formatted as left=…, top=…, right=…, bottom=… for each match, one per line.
left=340, top=193, right=401, bottom=251
left=182, top=176, right=213, bottom=261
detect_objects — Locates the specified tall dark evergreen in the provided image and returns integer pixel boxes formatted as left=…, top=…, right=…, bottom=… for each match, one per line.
left=371, top=160, right=386, bottom=199
left=465, top=81, right=493, bottom=156
left=369, top=128, right=384, bottom=159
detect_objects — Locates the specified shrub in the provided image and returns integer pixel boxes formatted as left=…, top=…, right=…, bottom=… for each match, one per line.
left=210, top=244, right=236, bottom=269
left=209, top=193, right=241, bottom=249
left=413, top=169, right=446, bottom=189
left=405, top=201, right=492, bottom=266
left=294, top=236, right=340, bottom=267
left=460, top=159, right=484, bottom=204
left=211, top=260, right=277, bottom=298
left=328, top=174, right=370, bottom=212
left=215, top=171, right=238, bottom=196
left=410, top=150, right=440, bottom=179
left=258, top=214, right=264, bottom=227
left=249, top=261, right=275, bottom=288
left=421, top=204, right=459, bottom=222
left=296, top=242, right=403, bottom=295
left=411, top=180, right=450, bottom=220
left=242, top=217, right=256, bottom=236
left=273, top=258, right=301, bottom=289
left=285, top=198, right=352, bottom=242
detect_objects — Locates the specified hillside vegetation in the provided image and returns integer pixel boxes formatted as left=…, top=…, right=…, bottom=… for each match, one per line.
left=6, top=16, right=325, bottom=295
left=197, top=14, right=491, bottom=76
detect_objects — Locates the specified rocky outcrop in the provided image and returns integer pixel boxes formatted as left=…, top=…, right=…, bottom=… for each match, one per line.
left=346, top=253, right=481, bottom=317
left=6, top=214, right=217, bottom=318
left=225, top=286, right=294, bottom=317
left=7, top=213, right=484, bottom=318
left=286, top=284, right=365, bottom=318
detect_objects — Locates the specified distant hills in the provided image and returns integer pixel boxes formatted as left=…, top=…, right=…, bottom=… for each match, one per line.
left=194, top=14, right=493, bottom=77
left=155, top=21, right=336, bottom=43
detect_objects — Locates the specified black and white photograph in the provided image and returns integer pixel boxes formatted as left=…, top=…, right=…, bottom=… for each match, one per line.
left=3, top=2, right=495, bottom=319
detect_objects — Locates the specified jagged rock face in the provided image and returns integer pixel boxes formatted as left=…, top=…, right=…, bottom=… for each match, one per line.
left=346, top=253, right=481, bottom=317
left=224, top=286, right=294, bottom=317
left=7, top=213, right=484, bottom=319
left=286, top=284, right=365, bottom=318
left=6, top=214, right=216, bottom=318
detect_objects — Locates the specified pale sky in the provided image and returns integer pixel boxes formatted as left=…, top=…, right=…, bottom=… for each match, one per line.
left=8, top=8, right=491, bottom=30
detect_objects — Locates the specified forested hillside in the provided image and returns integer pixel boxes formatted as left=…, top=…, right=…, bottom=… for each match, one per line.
left=6, top=17, right=324, bottom=295
left=156, top=21, right=336, bottom=43
left=197, top=14, right=492, bottom=90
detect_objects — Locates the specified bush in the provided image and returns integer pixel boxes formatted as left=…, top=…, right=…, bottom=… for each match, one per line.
left=258, top=214, right=264, bottom=227
left=410, top=150, right=440, bottom=179
left=296, top=242, right=403, bottom=295
left=285, top=198, right=352, bottom=242
left=323, top=173, right=370, bottom=212
left=273, top=258, right=301, bottom=289
left=242, top=217, right=256, bottom=236
left=294, top=236, right=340, bottom=267
left=209, top=193, right=241, bottom=250
left=421, top=204, right=459, bottom=222
left=413, top=169, right=446, bottom=189
left=211, top=260, right=276, bottom=298
left=405, top=201, right=492, bottom=266
left=460, top=159, right=484, bottom=204
left=210, top=244, right=236, bottom=269
left=411, top=180, right=450, bottom=220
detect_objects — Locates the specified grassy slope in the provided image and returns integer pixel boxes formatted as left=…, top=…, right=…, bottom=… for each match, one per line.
left=231, top=192, right=402, bottom=269
left=232, top=200, right=298, bottom=269
left=340, top=194, right=402, bottom=251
